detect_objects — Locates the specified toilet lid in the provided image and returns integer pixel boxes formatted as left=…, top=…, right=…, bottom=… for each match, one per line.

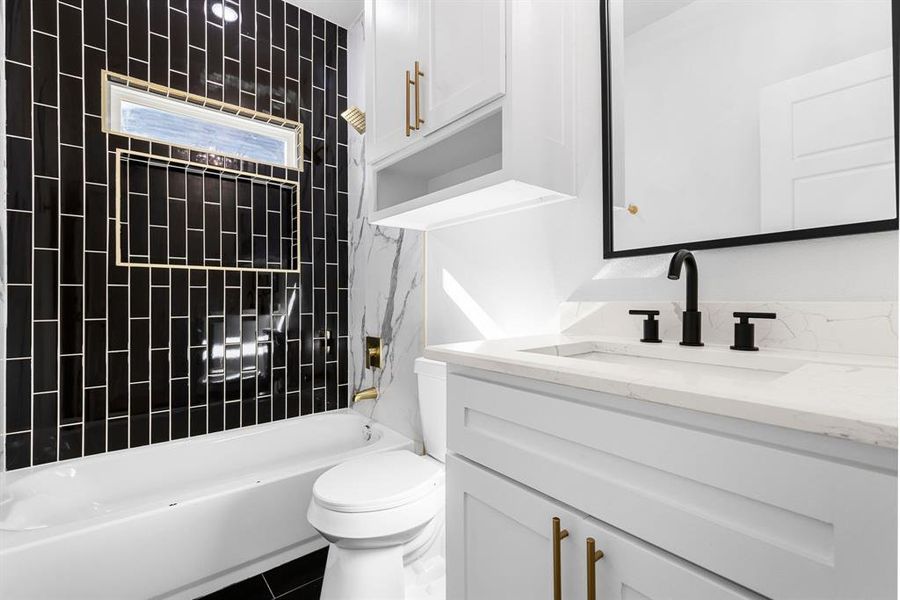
left=313, top=451, right=444, bottom=513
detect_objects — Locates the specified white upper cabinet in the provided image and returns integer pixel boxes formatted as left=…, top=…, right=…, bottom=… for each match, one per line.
left=366, top=0, right=424, bottom=162
left=365, top=0, right=578, bottom=230
left=421, top=0, right=506, bottom=135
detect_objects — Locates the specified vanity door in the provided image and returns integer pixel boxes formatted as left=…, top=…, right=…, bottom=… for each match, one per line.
left=448, top=451, right=764, bottom=600
left=581, top=517, right=763, bottom=600
left=420, top=0, right=506, bottom=135
left=365, top=0, right=424, bottom=162
left=446, top=453, right=583, bottom=600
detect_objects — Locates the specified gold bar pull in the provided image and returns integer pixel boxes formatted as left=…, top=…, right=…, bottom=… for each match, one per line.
left=413, top=61, right=425, bottom=129
left=586, top=537, right=605, bottom=600
left=405, top=69, right=413, bottom=137
left=552, top=517, right=569, bottom=600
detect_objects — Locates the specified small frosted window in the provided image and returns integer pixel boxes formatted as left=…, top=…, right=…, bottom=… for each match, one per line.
left=104, top=79, right=301, bottom=167
left=120, top=101, right=288, bottom=164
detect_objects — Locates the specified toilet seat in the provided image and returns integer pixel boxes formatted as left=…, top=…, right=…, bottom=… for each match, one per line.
left=313, top=450, right=443, bottom=513
left=308, top=451, right=445, bottom=546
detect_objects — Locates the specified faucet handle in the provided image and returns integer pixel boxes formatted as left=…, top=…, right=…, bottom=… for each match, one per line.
left=628, top=309, right=662, bottom=343
left=730, top=312, right=776, bottom=351
left=734, top=312, right=776, bottom=321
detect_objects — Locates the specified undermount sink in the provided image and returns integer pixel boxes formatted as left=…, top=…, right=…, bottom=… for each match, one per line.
left=521, top=339, right=845, bottom=385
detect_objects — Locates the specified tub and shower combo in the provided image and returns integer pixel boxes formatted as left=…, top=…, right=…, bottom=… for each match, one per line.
left=0, top=411, right=412, bottom=599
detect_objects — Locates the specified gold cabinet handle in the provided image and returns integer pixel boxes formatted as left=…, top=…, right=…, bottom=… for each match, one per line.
left=405, top=69, right=413, bottom=137
left=586, top=537, right=605, bottom=600
left=552, top=517, right=569, bottom=600
left=413, top=60, right=425, bottom=129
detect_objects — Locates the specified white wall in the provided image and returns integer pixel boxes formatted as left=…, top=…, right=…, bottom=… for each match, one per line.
left=425, top=0, right=897, bottom=346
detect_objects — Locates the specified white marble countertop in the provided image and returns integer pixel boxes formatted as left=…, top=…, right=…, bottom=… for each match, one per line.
left=425, top=335, right=899, bottom=449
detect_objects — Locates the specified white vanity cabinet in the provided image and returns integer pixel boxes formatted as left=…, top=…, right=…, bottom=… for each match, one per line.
left=364, top=0, right=578, bottom=230
left=447, top=454, right=763, bottom=600
left=578, top=516, right=763, bottom=600
left=445, top=367, right=898, bottom=600
left=446, top=453, right=584, bottom=600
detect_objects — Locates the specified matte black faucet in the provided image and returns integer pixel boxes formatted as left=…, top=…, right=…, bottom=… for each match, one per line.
left=667, top=249, right=703, bottom=346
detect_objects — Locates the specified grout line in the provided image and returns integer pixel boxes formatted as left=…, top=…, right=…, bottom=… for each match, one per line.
left=273, top=577, right=325, bottom=599
left=261, top=573, right=277, bottom=600
left=78, top=3, right=88, bottom=456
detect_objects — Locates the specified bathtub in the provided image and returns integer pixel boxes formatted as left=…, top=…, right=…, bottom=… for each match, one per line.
left=0, top=410, right=413, bottom=600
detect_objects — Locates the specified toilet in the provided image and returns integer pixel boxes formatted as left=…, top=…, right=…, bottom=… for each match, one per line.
left=308, top=358, right=447, bottom=600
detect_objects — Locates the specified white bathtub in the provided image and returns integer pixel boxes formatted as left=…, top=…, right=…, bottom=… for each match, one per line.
left=0, top=410, right=412, bottom=599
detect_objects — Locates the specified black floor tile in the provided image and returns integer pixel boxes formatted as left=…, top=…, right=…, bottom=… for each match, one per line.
left=263, top=548, right=328, bottom=596
left=200, top=547, right=329, bottom=600
left=276, top=578, right=323, bottom=600
left=196, top=574, right=273, bottom=600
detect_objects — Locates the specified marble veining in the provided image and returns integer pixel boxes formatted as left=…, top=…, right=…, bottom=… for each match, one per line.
left=561, top=301, right=898, bottom=357
left=347, top=20, right=425, bottom=446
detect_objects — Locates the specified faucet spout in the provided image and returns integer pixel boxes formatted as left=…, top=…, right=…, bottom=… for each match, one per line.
left=353, top=387, right=378, bottom=402
left=667, top=249, right=703, bottom=346
left=667, top=249, right=698, bottom=312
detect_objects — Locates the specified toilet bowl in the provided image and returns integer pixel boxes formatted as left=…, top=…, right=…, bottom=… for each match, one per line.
left=308, top=358, right=447, bottom=600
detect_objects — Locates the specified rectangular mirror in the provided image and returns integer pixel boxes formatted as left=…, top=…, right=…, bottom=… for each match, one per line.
left=601, top=0, right=899, bottom=257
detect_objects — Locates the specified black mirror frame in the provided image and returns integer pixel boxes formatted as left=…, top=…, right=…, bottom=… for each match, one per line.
left=600, top=0, right=900, bottom=259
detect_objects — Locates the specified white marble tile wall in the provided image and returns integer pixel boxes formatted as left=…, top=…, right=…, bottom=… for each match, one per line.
left=346, top=19, right=425, bottom=446
left=561, top=301, right=899, bottom=357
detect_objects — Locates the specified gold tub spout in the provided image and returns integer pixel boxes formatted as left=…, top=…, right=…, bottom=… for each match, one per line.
left=353, top=387, right=378, bottom=402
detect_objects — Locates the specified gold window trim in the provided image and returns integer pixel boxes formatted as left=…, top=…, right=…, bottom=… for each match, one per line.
left=102, top=70, right=305, bottom=170
left=115, top=149, right=303, bottom=274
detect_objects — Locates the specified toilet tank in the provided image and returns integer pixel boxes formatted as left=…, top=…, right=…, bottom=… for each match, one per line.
left=414, top=358, right=447, bottom=462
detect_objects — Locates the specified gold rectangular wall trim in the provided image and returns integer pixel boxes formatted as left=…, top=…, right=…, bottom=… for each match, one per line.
left=365, top=336, right=382, bottom=369
left=115, top=149, right=302, bottom=274
left=101, top=69, right=305, bottom=170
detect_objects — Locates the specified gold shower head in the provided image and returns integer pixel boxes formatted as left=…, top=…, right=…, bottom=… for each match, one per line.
left=341, top=105, right=366, bottom=134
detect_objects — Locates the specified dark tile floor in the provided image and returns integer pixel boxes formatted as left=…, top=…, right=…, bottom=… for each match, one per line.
left=198, top=547, right=328, bottom=600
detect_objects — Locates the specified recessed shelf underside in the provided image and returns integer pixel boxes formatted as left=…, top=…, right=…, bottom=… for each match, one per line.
left=371, top=111, right=572, bottom=230
left=371, top=179, right=571, bottom=231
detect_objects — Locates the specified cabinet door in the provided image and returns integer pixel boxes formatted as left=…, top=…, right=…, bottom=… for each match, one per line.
left=421, top=0, right=506, bottom=135
left=366, top=0, right=422, bottom=162
left=581, top=517, right=763, bottom=600
left=446, top=454, right=582, bottom=600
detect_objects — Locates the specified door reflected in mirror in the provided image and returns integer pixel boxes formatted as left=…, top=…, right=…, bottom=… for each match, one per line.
left=602, top=0, right=898, bottom=256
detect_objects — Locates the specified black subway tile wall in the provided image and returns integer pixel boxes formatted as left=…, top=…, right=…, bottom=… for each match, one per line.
left=118, top=152, right=300, bottom=271
left=4, top=0, right=350, bottom=470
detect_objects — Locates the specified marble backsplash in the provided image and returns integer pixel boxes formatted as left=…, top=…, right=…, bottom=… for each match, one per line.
left=346, top=20, right=425, bottom=446
left=561, top=301, right=898, bottom=357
